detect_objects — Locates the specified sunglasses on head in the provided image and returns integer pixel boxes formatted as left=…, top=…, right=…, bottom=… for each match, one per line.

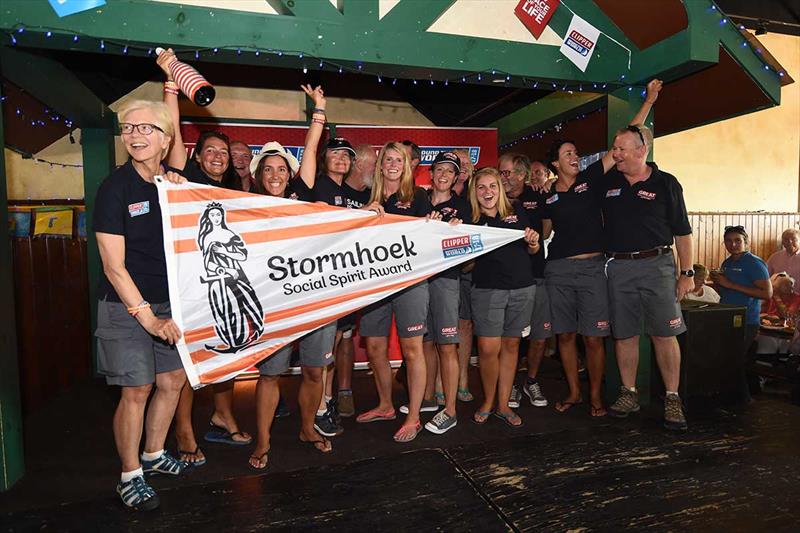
left=626, top=125, right=645, bottom=146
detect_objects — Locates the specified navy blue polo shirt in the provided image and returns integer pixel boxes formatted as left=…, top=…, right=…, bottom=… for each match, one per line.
left=431, top=192, right=472, bottom=280
left=312, top=174, right=348, bottom=207
left=342, top=182, right=372, bottom=209
left=384, top=187, right=432, bottom=217
left=93, top=160, right=203, bottom=303
left=512, top=188, right=546, bottom=278
left=598, top=163, right=692, bottom=252
left=469, top=202, right=534, bottom=290
left=541, top=160, right=606, bottom=260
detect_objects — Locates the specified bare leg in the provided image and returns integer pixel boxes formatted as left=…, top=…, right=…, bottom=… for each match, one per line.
left=364, top=336, right=394, bottom=412
left=251, top=376, right=279, bottom=468
left=174, top=381, right=198, bottom=457
left=652, top=335, right=680, bottom=392
left=496, top=337, right=520, bottom=416
left=299, top=366, right=331, bottom=452
left=143, top=368, right=186, bottom=453
left=477, top=336, right=501, bottom=414
left=526, top=339, right=547, bottom=380
left=615, top=336, right=640, bottom=390
left=457, top=319, right=473, bottom=394
left=114, top=384, right=152, bottom=472
left=210, top=380, right=251, bottom=442
left=422, top=340, right=438, bottom=402
left=583, top=336, right=606, bottom=412
left=556, top=332, right=582, bottom=409
left=438, top=343, right=459, bottom=417
left=336, top=334, right=354, bottom=391
left=400, top=336, right=426, bottom=427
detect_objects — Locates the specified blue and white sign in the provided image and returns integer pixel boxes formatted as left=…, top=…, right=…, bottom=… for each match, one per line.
left=48, top=0, right=107, bottom=18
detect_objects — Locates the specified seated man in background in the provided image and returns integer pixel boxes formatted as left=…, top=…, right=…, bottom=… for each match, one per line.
left=766, top=229, right=800, bottom=294
left=683, top=263, right=720, bottom=303
left=756, top=273, right=800, bottom=355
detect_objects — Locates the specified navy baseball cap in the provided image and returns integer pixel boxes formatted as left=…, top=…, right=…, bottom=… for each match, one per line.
left=325, top=137, right=356, bottom=156
left=431, top=151, right=461, bottom=173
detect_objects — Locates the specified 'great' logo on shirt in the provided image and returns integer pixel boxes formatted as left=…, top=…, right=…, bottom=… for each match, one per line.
left=606, top=188, right=621, bottom=197
left=546, top=194, right=559, bottom=204
left=637, top=190, right=656, bottom=201
left=522, top=201, right=538, bottom=209
left=574, top=182, right=589, bottom=194
left=128, top=201, right=150, bottom=217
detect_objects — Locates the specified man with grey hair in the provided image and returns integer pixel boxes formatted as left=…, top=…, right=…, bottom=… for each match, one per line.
left=343, top=144, right=375, bottom=209
left=599, top=122, right=694, bottom=431
left=767, top=229, right=800, bottom=294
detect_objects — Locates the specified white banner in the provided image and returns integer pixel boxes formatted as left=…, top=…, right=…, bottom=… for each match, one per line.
left=559, top=13, right=600, bottom=72
left=156, top=181, right=524, bottom=388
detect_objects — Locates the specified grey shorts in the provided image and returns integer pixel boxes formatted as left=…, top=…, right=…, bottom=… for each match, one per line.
left=459, top=272, right=473, bottom=320
left=95, top=300, right=183, bottom=387
left=360, top=281, right=428, bottom=338
left=529, top=278, right=553, bottom=340
left=545, top=256, right=611, bottom=337
left=471, top=285, right=535, bottom=338
left=606, top=252, right=687, bottom=338
left=424, top=276, right=460, bottom=344
left=257, top=321, right=337, bottom=376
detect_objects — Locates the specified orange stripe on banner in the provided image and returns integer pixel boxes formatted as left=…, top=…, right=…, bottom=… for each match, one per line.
left=170, top=202, right=343, bottom=229
left=196, top=313, right=343, bottom=383
left=173, top=214, right=411, bottom=254
left=184, top=273, right=429, bottom=347
left=167, top=188, right=256, bottom=203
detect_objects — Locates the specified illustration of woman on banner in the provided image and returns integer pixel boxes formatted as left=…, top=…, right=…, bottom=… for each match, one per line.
left=197, top=202, right=264, bottom=353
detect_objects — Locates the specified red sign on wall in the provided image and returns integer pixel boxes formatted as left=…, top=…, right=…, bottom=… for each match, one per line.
left=515, top=0, right=560, bottom=39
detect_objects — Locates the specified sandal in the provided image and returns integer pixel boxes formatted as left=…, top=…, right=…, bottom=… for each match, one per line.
left=204, top=423, right=253, bottom=446
left=590, top=404, right=607, bottom=417
left=393, top=421, right=422, bottom=443
left=493, top=410, right=523, bottom=428
left=356, top=408, right=397, bottom=423
left=248, top=449, right=270, bottom=471
left=300, top=435, right=332, bottom=453
left=457, top=388, right=474, bottom=402
left=178, top=447, right=206, bottom=467
left=555, top=399, right=584, bottom=413
left=434, top=391, right=446, bottom=406
left=472, top=410, right=493, bottom=424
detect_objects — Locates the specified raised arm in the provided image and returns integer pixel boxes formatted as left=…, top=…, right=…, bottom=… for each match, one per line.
left=156, top=48, right=187, bottom=170
left=601, top=79, right=662, bottom=172
left=298, top=84, right=327, bottom=189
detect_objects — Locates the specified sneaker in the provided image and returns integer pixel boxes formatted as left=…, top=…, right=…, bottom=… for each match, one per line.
left=425, top=410, right=458, bottom=434
left=326, top=398, right=342, bottom=425
left=275, top=396, right=291, bottom=418
left=400, top=399, right=439, bottom=414
left=142, top=451, right=185, bottom=476
left=117, top=475, right=159, bottom=511
left=508, top=385, right=521, bottom=409
left=523, top=381, right=548, bottom=407
left=664, top=393, right=688, bottom=431
left=337, top=390, right=355, bottom=418
left=314, top=411, right=344, bottom=437
left=608, top=386, right=640, bottom=418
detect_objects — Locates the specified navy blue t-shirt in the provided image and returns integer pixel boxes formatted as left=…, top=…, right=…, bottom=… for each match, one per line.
left=431, top=192, right=472, bottom=280
left=469, top=202, right=534, bottom=290
left=513, top=188, right=547, bottom=278
left=384, top=187, right=432, bottom=217
left=541, top=160, right=605, bottom=260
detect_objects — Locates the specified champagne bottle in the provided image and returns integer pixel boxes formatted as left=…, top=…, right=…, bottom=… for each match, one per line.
left=156, top=47, right=216, bottom=107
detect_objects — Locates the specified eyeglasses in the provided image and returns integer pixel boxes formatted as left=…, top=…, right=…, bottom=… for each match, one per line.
left=499, top=170, right=513, bottom=177
left=120, top=123, right=164, bottom=135
left=626, top=125, right=645, bottom=146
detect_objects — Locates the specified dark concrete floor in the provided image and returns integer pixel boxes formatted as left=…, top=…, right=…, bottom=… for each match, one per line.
left=2, top=358, right=799, bottom=532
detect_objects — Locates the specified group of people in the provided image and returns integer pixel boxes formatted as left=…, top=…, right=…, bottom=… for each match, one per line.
left=96, top=53, right=710, bottom=511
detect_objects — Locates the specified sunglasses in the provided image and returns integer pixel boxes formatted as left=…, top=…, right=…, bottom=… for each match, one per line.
left=626, top=125, right=645, bottom=146
left=724, top=225, right=746, bottom=232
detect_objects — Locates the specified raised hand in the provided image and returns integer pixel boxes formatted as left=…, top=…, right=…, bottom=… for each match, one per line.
left=645, top=79, right=663, bottom=104
left=301, top=84, right=326, bottom=110
left=156, top=47, right=177, bottom=80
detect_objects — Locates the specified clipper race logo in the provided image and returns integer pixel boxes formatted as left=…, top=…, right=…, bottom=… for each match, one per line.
left=441, top=235, right=484, bottom=258
left=197, top=202, right=265, bottom=353
left=565, top=29, right=595, bottom=57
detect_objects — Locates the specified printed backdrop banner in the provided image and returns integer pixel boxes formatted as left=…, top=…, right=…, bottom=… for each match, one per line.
left=559, top=13, right=601, bottom=72
left=515, top=0, right=560, bottom=40
left=158, top=180, right=522, bottom=388
left=180, top=121, right=497, bottom=187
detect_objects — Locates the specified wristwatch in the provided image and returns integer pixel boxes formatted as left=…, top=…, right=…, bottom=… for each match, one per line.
left=680, top=269, right=695, bottom=278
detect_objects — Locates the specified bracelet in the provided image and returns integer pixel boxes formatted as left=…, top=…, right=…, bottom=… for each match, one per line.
left=311, top=118, right=326, bottom=125
left=164, top=80, right=178, bottom=89
left=164, top=87, right=179, bottom=96
left=127, top=300, right=150, bottom=316
left=312, top=108, right=326, bottom=114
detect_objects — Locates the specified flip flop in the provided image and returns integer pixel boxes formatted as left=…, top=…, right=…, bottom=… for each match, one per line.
left=472, top=410, right=494, bottom=424
left=493, top=410, right=523, bottom=428
left=300, top=436, right=332, bottom=453
left=393, top=421, right=422, bottom=443
left=178, top=447, right=206, bottom=467
left=356, top=408, right=397, bottom=423
left=590, top=404, right=608, bottom=417
left=457, top=388, right=474, bottom=402
left=204, top=423, right=253, bottom=446
left=248, top=449, right=270, bottom=471
left=555, top=399, right=584, bottom=413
